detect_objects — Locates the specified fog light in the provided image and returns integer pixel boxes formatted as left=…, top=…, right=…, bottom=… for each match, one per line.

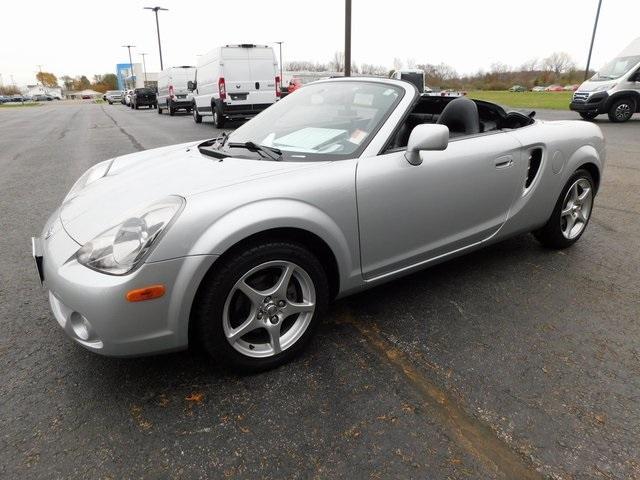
left=69, top=312, right=91, bottom=341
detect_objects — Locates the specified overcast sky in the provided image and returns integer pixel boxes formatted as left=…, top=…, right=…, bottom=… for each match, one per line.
left=1, top=0, right=639, bottom=86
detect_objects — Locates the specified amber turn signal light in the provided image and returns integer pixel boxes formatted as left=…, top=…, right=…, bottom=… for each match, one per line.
left=126, top=285, right=166, bottom=302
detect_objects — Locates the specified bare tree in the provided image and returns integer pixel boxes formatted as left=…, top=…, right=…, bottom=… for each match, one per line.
left=406, top=58, right=416, bottom=69
left=330, top=51, right=345, bottom=72
left=393, top=57, right=404, bottom=71
left=490, top=62, right=510, bottom=74
left=543, top=52, right=576, bottom=75
left=520, top=58, right=539, bottom=72
left=360, top=63, right=388, bottom=76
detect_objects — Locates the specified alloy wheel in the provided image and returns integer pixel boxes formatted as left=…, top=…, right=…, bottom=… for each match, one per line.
left=615, top=103, right=632, bottom=121
left=222, top=260, right=316, bottom=358
left=560, top=178, right=593, bottom=239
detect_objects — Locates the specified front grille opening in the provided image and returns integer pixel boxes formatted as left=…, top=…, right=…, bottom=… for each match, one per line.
left=525, top=148, right=543, bottom=189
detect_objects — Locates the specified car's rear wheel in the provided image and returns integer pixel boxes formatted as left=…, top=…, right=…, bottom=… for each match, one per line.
left=579, top=112, right=598, bottom=120
left=608, top=97, right=635, bottom=122
left=193, top=242, right=329, bottom=372
left=533, top=169, right=595, bottom=249
left=192, top=105, right=202, bottom=123
left=213, top=107, right=225, bottom=128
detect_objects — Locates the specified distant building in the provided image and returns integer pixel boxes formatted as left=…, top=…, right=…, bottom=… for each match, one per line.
left=25, top=84, right=63, bottom=99
left=116, top=63, right=158, bottom=90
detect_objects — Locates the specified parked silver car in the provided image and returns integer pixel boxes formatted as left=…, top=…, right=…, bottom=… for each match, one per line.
left=33, top=78, right=605, bottom=371
left=105, top=90, right=122, bottom=104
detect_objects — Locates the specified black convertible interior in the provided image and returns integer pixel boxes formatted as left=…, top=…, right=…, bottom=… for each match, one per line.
left=387, top=95, right=535, bottom=150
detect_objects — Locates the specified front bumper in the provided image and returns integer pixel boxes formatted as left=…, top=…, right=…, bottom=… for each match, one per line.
left=569, top=91, right=608, bottom=114
left=35, top=218, right=216, bottom=357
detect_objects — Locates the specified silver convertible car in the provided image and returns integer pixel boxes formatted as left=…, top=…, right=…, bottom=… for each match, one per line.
left=33, top=78, right=605, bottom=371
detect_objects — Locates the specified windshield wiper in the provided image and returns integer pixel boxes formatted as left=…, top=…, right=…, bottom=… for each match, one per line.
left=197, top=137, right=228, bottom=159
left=227, top=141, right=282, bottom=161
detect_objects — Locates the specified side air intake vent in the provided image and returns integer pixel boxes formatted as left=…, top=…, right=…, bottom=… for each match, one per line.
left=524, top=148, right=543, bottom=191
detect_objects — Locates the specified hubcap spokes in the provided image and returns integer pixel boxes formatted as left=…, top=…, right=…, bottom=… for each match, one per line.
left=560, top=178, right=593, bottom=239
left=616, top=104, right=631, bottom=120
left=223, top=261, right=316, bottom=358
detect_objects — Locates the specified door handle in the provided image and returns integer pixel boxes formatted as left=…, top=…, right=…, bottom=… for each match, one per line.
left=494, top=156, right=513, bottom=169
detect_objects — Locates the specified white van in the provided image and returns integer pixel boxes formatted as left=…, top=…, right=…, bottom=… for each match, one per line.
left=570, top=37, right=640, bottom=122
left=157, top=66, right=196, bottom=116
left=190, top=44, right=280, bottom=127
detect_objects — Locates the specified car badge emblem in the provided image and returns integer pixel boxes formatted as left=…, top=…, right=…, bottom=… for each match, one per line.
left=236, top=84, right=241, bottom=89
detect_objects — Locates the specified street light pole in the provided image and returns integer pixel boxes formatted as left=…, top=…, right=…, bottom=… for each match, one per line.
left=122, top=45, right=136, bottom=88
left=140, top=53, right=148, bottom=85
left=344, top=0, right=351, bottom=77
left=275, top=41, right=284, bottom=84
left=144, top=6, right=168, bottom=70
left=585, top=0, right=603, bottom=80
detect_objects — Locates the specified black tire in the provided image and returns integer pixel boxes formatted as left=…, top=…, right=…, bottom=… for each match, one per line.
left=192, top=105, right=202, bottom=123
left=135, top=104, right=139, bottom=110
left=213, top=107, right=225, bottom=128
left=579, top=112, right=598, bottom=120
left=192, top=241, right=329, bottom=372
left=108, top=101, right=113, bottom=105
left=607, top=97, right=635, bottom=122
left=533, top=169, right=595, bottom=249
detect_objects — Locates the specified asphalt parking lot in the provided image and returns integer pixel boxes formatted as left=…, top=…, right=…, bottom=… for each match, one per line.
left=1, top=101, right=639, bottom=479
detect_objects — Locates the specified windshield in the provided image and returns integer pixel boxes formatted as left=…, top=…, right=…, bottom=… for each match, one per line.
left=592, top=55, right=640, bottom=81
left=221, top=81, right=404, bottom=161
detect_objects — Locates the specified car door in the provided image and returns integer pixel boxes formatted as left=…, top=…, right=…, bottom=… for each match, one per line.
left=356, top=132, right=523, bottom=280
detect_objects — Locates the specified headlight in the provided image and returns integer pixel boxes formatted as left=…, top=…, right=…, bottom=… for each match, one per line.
left=76, top=196, right=185, bottom=275
left=65, top=159, right=114, bottom=201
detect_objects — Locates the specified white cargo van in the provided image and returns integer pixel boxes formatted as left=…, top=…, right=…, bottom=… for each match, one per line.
left=157, top=66, right=196, bottom=116
left=570, top=37, right=640, bottom=122
left=190, top=44, right=280, bottom=127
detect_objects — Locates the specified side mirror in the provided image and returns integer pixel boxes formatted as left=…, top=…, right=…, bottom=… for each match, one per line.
left=188, top=81, right=196, bottom=91
left=404, top=124, right=449, bottom=165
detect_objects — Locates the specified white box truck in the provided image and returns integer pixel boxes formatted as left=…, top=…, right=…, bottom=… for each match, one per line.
left=190, top=44, right=280, bottom=127
left=157, top=66, right=196, bottom=116
left=570, top=37, right=640, bottom=122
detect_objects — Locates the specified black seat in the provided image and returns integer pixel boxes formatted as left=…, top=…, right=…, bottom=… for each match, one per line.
left=436, top=97, right=480, bottom=137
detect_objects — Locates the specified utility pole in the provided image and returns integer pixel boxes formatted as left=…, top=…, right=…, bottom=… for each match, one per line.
left=275, top=41, right=284, bottom=85
left=344, top=0, right=352, bottom=77
left=140, top=53, right=149, bottom=85
left=144, top=6, right=168, bottom=70
left=122, top=45, right=136, bottom=88
left=585, top=0, right=603, bottom=80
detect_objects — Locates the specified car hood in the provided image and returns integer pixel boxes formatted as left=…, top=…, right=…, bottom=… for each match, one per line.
left=60, top=141, right=321, bottom=244
left=576, top=80, right=617, bottom=92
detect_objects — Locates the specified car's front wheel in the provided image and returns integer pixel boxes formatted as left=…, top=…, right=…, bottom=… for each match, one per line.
left=608, top=97, right=635, bottom=122
left=193, top=242, right=329, bottom=372
left=533, top=169, right=595, bottom=249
